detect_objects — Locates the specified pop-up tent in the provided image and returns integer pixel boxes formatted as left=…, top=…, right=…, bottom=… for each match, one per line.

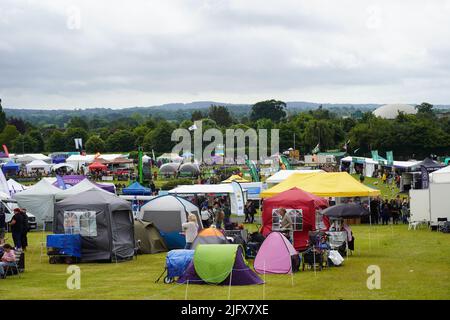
left=88, top=161, right=108, bottom=171
left=53, top=175, right=115, bottom=193
left=134, top=220, right=168, bottom=254
left=254, top=232, right=298, bottom=274
left=52, top=163, right=76, bottom=172
left=222, top=175, right=250, bottom=183
left=55, top=179, right=113, bottom=201
left=53, top=189, right=135, bottom=262
left=409, top=157, right=446, bottom=173
left=25, top=160, right=52, bottom=173
left=13, top=178, right=61, bottom=224
left=191, top=227, right=228, bottom=249
left=178, top=244, right=263, bottom=285
left=7, top=179, right=27, bottom=194
left=138, top=195, right=203, bottom=250
left=261, top=172, right=381, bottom=198
left=261, top=187, right=328, bottom=250
left=431, top=165, right=450, bottom=183
left=2, top=161, right=20, bottom=174
left=122, top=181, right=151, bottom=196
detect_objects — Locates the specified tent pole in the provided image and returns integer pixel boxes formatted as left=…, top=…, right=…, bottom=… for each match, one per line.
left=263, top=261, right=266, bottom=300
left=227, top=266, right=233, bottom=300
left=185, top=280, right=189, bottom=300
left=369, top=196, right=372, bottom=252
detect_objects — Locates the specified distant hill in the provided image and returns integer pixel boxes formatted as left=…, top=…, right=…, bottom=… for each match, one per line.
left=5, top=101, right=450, bottom=127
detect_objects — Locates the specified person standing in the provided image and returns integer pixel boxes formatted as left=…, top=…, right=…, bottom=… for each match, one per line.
left=248, top=201, right=257, bottom=224
left=10, top=208, right=23, bottom=249
left=182, top=214, right=199, bottom=250
left=21, top=208, right=29, bottom=251
left=244, top=201, right=250, bottom=224
left=370, top=197, right=380, bottom=225
left=381, top=202, right=390, bottom=225
left=278, top=208, right=293, bottom=242
left=0, top=206, right=6, bottom=245
left=213, top=202, right=224, bottom=229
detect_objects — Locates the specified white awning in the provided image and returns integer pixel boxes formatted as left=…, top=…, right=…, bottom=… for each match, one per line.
left=169, top=184, right=238, bottom=194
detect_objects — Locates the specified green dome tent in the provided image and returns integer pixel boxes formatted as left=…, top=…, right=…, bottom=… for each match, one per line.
left=178, top=244, right=263, bottom=285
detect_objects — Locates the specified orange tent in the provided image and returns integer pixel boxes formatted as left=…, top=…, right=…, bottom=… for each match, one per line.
left=88, top=161, right=108, bottom=171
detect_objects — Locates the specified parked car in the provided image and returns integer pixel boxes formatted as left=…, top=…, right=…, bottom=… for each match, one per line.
left=1, top=198, right=38, bottom=231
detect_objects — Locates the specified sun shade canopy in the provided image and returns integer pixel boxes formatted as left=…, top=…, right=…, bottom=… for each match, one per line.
left=222, top=175, right=250, bottom=183
left=261, top=172, right=380, bottom=198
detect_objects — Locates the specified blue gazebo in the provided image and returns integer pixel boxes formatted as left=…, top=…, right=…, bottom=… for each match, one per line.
left=122, top=181, right=152, bottom=195
left=2, top=161, right=20, bottom=174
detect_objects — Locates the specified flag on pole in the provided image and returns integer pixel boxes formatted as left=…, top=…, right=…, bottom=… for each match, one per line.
left=56, top=175, right=67, bottom=190
left=2, top=145, right=9, bottom=157
left=74, top=138, right=83, bottom=150
left=343, top=140, right=350, bottom=151
left=312, top=143, right=320, bottom=154
left=188, top=124, right=198, bottom=131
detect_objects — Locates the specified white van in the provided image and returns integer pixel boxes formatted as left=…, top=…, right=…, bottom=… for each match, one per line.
left=1, top=199, right=38, bottom=231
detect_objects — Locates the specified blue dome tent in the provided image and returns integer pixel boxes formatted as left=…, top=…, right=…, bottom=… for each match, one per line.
left=122, top=181, right=152, bottom=195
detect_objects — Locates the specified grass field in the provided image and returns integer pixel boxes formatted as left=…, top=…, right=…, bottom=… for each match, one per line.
left=1, top=224, right=449, bottom=300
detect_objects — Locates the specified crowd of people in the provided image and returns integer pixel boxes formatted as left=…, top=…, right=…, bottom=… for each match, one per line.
left=370, top=195, right=410, bottom=225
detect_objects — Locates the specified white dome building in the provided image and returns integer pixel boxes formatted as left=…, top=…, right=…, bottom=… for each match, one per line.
left=372, top=104, right=417, bottom=119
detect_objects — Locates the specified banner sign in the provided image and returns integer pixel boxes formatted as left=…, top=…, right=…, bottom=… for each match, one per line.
left=231, top=181, right=245, bottom=216
left=420, top=165, right=429, bottom=189
left=386, top=151, right=394, bottom=165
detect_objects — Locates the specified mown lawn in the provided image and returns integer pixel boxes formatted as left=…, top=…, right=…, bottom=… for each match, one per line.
left=1, top=224, right=449, bottom=300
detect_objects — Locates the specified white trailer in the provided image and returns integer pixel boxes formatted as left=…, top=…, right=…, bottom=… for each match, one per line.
left=409, top=189, right=430, bottom=222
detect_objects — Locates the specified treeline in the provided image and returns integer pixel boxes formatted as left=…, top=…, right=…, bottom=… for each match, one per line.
left=0, top=100, right=449, bottom=159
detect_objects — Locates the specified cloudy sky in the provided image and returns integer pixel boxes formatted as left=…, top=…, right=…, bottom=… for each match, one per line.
left=1, top=0, right=450, bottom=109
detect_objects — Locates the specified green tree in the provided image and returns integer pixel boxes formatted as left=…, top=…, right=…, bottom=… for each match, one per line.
left=67, top=116, right=89, bottom=130
left=11, top=134, right=38, bottom=153
left=105, top=130, right=137, bottom=152
left=250, top=100, right=286, bottom=122
left=143, top=121, right=177, bottom=153
left=256, top=118, right=274, bottom=130
left=191, top=110, right=204, bottom=122
left=415, top=102, right=434, bottom=115
left=0, top=99, right=6, bottom=132
left=64, top=127, right=89, bottom=151
left=28, top=129, right=45, bottom=152
left=46, top=130, right=67, bottom=152
left=86, top=135, right=106, bottom=153
left=133, top=126, right=150, bottom=147
left=208, top=105, right=233, bottom=127
left=0, top=125, right=20, bottom=148
left=303, top=120, right=335, bottom=152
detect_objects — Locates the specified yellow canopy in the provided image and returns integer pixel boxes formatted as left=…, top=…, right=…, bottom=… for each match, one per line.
left=260, top=172, right=381, bottom=198
left=222, top=174, right=250, bottom=183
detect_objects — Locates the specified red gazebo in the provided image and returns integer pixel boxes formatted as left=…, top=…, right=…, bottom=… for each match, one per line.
left=261, top=187, right=329, bottom=251
left=88, top=161, right=108, bottom=171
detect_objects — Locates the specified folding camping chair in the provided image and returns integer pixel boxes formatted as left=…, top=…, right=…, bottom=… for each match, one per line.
left=5, top=249, right=23, bottom=278
left=302, top=231, right=329, bottom=271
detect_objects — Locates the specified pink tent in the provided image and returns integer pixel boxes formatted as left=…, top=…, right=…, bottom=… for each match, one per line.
left=254, top=232, right=298, bottom=274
